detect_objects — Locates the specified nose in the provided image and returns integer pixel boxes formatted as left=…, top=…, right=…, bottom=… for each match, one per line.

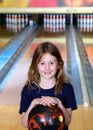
left=45, top=63, right=50, bottom=70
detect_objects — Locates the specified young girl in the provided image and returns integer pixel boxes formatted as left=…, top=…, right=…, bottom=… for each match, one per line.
left=19, top=41, right=77, bottom=130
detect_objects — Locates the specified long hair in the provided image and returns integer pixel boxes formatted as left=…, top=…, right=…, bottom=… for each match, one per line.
left=27, top=41, right=68, bottom=94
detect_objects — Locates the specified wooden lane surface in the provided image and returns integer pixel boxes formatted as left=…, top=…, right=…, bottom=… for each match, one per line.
left=0, top=105, right=25, bottom=130
left=69, top=105, right=93, bottom=130
left=0, top=26, right=15, bottom=48
left=0, top=105, right=93, bottom=130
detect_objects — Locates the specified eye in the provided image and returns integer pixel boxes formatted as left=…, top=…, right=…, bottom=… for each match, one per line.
left=40, top=62, right=44, bottom=65
left=50, top=62, right=54, bottom=65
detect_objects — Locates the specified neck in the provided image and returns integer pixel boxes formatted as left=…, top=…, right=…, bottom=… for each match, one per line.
left=39, top=78, right=56, bottom=89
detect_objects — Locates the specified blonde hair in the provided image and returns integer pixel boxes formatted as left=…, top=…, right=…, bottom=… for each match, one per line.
left=27, top=42, right=68, bottom=94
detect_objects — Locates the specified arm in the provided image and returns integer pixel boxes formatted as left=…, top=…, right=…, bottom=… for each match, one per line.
left=21, top=98, right=40, bottom=128
left=21, top=107, right=32, bottom=128
left=57, top=99, right=72, bottom=125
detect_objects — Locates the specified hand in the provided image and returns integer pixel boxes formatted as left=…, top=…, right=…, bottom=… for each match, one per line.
left=38, top=96, right=60, bottom=106
left=31, top=98, right=41, bottom=109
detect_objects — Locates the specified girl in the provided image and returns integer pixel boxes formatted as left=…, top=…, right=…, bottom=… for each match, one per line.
left=19, top=41, right=77, bottom=130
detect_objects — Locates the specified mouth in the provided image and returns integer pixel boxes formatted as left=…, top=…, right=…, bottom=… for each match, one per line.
left=44, top=71, right=52, bottom=75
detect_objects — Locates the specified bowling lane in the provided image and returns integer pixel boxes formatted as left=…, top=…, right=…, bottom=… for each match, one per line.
left=81, top=32, right=93, bottom=66
left=0, top=26, right=15, bottom=48
left=0, top=26, right=66, bottom=105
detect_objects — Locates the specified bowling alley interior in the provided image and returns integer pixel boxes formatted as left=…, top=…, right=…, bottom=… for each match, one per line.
left=0, top=0, right=93, bottom=130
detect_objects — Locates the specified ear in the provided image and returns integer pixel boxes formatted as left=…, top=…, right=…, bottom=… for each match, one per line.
left=57, top=62, right=61, bottom=69
left=58, top=61, right=63, bottom=69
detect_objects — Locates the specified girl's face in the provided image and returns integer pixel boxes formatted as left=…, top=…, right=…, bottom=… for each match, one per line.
left=37, top=53, right=59, bottom=80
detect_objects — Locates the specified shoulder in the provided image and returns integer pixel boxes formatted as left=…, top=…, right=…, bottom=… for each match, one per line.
left=63, top=82, right=73, bottom=90
left=62, top=82, right=77, bottom=110
left=21, top=82, right=38, bottom=95
left=21, top=84, right=29, bottom=97
left=62, top=82, right=75, bottom=97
